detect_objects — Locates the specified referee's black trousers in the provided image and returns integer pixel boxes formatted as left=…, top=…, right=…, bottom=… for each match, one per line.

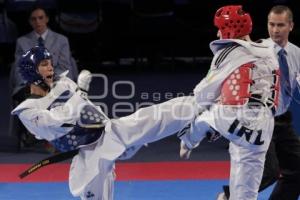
left=260, top=111, right=300, bottom=200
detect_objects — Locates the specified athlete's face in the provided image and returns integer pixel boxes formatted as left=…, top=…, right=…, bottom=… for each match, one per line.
left=268, top=12, right=293, bottom=47
left=29, top=8, right=49, bottom=35
left=38, top=59, right=54, bottom=86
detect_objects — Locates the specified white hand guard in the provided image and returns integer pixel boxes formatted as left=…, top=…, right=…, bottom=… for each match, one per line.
left=178, top=122, right=200, bottom=159
left=77, top=70, right=92, bottom=92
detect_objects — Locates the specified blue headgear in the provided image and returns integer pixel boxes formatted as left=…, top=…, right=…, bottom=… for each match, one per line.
left=19, top=46, right=52, bottom=85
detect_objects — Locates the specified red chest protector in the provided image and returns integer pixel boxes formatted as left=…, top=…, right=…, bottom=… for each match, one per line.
left=220, top=63, right=254, bottom=105
left=220, top=63, right=280, bottom=108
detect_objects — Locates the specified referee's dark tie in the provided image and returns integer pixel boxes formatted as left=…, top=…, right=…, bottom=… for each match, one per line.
left=278, top=48, right=291, bottom=105
left=38, top=36, right=44, bottom=47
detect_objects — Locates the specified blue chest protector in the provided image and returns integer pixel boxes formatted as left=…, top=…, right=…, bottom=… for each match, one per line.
left=51, top=104, right=106, bottom=152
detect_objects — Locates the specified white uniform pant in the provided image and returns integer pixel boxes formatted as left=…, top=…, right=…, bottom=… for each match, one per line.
left=229, top=143, right=266, bottom=200
left=181, top=104, right=274, bottom=200
left=69, top=96, right=198, bottom=200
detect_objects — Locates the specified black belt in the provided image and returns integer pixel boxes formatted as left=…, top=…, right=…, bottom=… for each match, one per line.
left=19, top=149, right=79, bottom=179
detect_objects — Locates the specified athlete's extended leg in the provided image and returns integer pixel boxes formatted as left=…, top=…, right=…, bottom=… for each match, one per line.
left=106, top=96, right=199, bottom=149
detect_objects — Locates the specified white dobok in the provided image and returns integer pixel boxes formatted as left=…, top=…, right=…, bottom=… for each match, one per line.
left=180, top=39, right=280, bottom=200
left=12, top=73, right=199, bottom=200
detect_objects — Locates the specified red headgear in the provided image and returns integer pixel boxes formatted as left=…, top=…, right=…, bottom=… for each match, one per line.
left=214, top=5, right=252, bottom=39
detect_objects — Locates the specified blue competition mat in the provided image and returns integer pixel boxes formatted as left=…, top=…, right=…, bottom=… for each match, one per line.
left=0, top=180, right=275, bottom=200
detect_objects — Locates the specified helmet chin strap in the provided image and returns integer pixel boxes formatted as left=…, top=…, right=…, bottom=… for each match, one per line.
left=35, top=72, right=57, bottom=92
left=38, top=81, right=51, bottom=92
left=33, top=78, right=50, bottom=92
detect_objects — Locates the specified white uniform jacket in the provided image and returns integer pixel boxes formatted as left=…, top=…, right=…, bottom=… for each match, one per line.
left=12, top=73, right=108, bottom=146
left=193, top=39, right=280, bottom=152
